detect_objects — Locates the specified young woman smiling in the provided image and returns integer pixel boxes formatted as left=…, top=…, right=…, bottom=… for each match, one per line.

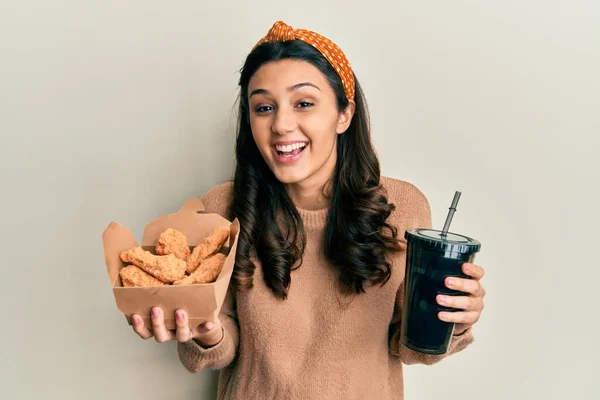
left=130, top=21, right=487, bottom=400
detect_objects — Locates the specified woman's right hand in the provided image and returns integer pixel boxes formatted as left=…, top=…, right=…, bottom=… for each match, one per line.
left=131, top=307, right=223, bottom=347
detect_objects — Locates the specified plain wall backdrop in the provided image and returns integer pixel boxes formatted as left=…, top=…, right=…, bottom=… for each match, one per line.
left=1, top=1, right=598, bottom=399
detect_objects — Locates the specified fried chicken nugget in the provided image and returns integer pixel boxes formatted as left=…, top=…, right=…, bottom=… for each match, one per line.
left=155, top=228, right=191, bottom=261
left=186, top=225, right=230, bottom=274
left=120, top=247, right=186, bottom=283
left=174, top=253, right=226, bottom=285
left=120, top=265, right=166, bottom=287
left=122, top=279, right=134, bottom=287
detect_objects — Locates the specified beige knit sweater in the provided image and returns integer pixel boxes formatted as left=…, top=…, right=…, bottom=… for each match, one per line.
left=177, top=176, right=474, bottom=399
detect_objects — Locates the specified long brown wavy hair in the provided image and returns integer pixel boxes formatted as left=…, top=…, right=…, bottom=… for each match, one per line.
left=228, top=40, right=402, bottom=299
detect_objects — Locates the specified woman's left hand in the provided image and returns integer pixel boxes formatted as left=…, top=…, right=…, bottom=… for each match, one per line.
left=436, top=263, right=486, bottom=334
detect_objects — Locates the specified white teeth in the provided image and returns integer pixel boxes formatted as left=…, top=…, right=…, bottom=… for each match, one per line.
left=275, top=142, right=307, bottom=152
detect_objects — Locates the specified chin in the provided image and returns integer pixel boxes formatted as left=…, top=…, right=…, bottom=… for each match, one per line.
left=270, top=167, right=310, bottom=185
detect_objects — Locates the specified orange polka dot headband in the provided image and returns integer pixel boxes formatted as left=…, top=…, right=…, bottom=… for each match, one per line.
left=252, top=21, right=355, bottom=101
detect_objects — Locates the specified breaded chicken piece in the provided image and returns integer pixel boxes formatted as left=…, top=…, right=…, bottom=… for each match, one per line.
left=120, top=247, right=186, bottom=283
left=175, top=253, right=226, bottom=285
left=155, top=228, right=191, bottom=261
left=186, top=225, right=230, bottom=274
left=120, top=265, right=166, bottom=287
left=122, top=279, right=134, bottom=287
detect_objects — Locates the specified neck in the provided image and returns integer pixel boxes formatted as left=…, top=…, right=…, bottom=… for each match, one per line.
left=287, top=179, right=331, bottom=211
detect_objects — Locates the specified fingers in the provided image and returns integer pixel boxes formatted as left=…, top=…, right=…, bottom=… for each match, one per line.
left=150, top=307, right=175, bottom=343
left=437, top=264, right=486, bottom=327
left=445, top=276, right=486, bottom=297
left=132, top=314, right=153, bottom=339
left=438, top=310, right=481, bottom=325
left=174, top=309, right=193, bottom=343
left=462, top=263, right=485, bottom=280
left=131, top=308, right=221, bottom=345
left=437, top=294, right=483, bottom=312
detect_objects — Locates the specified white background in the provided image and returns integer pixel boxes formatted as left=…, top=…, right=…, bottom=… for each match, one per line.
left=1, top=1, right=598, bottom=399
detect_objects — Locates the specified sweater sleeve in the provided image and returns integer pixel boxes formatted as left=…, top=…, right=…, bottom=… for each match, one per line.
left=177, top=285, right=239, bottom=372
left=385, top=178, right=475, bottom=365
left=176, top=181, right=240, bottom=372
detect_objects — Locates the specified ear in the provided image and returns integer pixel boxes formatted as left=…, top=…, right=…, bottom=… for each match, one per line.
left=336, top=100, right=356, bottom=134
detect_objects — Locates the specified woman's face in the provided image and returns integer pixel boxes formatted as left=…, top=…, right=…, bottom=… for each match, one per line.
left=247, top=59, right=354, bottom=189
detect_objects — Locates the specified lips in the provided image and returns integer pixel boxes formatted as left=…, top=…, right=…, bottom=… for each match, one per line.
left=274, top=142, right=307, bottom=156
left=271, top=141, right=308, bottom=164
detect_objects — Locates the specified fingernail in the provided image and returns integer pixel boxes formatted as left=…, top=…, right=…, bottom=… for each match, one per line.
left=205, top=322, right=214, bottom=330
left=176, top=311, right=183, bottom=321
left=464, top=264, right=472, bottom=272
left=438, top=295, right=447, bottom=304
left=152, top=308, right=159, bottom=317
left=447, top=278, right=455, bottom=286
left=132, top=316, right=139, bottom=324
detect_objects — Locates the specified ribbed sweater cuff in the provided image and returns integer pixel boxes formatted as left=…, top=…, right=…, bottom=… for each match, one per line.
left=177, top=325, right=233, bottom=372
left=447, top=326, right=475, bottom=353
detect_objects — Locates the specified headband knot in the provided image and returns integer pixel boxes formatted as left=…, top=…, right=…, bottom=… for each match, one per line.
left=252, top=21, right=355, bottom=101
left=265, top=21, right=295, bottom=42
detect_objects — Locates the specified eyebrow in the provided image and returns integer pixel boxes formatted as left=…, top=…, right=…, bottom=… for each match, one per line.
left=248, top=82, right=321, bottom=99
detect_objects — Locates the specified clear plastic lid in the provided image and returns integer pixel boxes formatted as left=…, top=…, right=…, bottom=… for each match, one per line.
left=405, top=228, right=481, bottom=254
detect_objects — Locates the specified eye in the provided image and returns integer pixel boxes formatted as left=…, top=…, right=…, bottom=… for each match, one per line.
left=296, top=101, right=314, bottom=109
left=255, top=105, right=274, bottom=113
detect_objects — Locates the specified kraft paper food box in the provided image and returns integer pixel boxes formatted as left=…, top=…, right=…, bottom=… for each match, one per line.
left=102, top=198, right=240, bottom=330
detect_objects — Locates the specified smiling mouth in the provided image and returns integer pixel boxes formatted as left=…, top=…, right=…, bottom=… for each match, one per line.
left=274, top=142, right=308, bottom=157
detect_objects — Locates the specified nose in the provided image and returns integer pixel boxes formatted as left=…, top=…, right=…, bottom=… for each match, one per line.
left=272, top=105, right=297, bottom=136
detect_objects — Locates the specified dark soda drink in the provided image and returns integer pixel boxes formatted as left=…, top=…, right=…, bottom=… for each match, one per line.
left=400, top=228, right=481, bottom=354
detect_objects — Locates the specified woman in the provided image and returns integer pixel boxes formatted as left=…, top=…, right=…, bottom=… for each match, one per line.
left=130, top=21, right=486, bottom=399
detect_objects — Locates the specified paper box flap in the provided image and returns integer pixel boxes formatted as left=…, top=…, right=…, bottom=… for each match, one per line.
left=102, top=222, right=139, bottom=286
